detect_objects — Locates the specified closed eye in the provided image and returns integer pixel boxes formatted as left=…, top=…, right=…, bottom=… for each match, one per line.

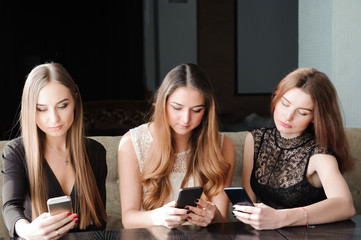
left=192, top=108, right=204, bottom=113
left=281, top=100, right=289, bottom=107
left=36, top=107, right=47, bottom=112
left=58, top=103, right=68, bottom=109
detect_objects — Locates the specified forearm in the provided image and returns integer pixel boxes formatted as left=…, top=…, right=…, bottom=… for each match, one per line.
left=284, top=197, right=355, bottom=227
left=122, top=209, right=160, bottom=229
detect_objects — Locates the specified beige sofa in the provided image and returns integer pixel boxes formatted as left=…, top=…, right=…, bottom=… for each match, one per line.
left=1, top=129, right=360, bottom=237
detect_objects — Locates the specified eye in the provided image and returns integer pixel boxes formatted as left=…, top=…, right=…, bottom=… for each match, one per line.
left=297, top=110, right=312, bottom=116
left=58, top=103, right=68, bottom=109
left=192, top=108, right=203, bottom=113
left=171, top=105, right=181, bottom=111
left=298, top=111, right=307, bottom=116
left=36, top=107, right=47, bottom=112
left=281, top=100, right=289, bottom=107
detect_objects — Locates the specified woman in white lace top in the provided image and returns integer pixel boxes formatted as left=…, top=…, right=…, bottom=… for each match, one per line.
left=118, top=63, right=235, bottom=229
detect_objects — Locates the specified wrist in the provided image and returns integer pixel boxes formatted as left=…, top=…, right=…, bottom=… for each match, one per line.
left=15, top=218, right=30, bottom=238
left=150, top=208, right=162, bottom=226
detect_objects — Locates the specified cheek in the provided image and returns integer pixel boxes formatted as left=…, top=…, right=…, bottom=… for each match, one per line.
left=193, top=112, right=205, bottom=124
left=296, top=117, right=313, bottom=129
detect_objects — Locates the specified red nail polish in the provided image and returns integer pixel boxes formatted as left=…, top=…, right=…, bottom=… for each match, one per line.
left=74, top=219, right=79, bottom=223
left=73, top=214, right=78, bottom=218
left=67, top=212, right=72, bottom=216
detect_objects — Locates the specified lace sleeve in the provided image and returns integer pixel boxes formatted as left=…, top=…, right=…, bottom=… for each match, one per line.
left=129, top=123, right=153, bottom=172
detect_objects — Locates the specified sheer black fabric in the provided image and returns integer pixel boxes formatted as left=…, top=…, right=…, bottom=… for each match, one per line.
left=250, top=128, right=328, bottom=209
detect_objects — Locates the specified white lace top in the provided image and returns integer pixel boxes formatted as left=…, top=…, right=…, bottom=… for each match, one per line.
left=130, top=123, right=224, bottom=203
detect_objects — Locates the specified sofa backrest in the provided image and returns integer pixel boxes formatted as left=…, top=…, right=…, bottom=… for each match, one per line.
left=0, top=129, right=360, bottom=236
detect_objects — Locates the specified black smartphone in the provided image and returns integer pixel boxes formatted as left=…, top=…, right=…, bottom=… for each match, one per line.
left=47, top=195, right=73, bottom=216
left=175, top=186, right=204, bottom=208
left=224, top=187, right=254, bottom=207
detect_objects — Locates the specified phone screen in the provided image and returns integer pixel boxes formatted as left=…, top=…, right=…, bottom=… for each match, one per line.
left=224, top=187, right=254, bottom=207
left=175, top=186, right=204, bottom=209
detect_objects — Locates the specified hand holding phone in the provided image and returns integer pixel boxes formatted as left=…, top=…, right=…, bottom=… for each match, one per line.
left=224, top=187, right=254, bottom=207
left=47, top=196, right=73, bottom=216
left=175, top=186, right=203, bottom=209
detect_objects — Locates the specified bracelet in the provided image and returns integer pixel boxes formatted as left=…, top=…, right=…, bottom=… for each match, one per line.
left=300, top=207, right=308, bottom=226
left=300, top=207, right=315, bottom=228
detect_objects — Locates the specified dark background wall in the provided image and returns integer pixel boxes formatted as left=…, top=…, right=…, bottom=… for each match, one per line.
left=0, top=1, right=144, bottom=139
left=0, top=0, right=297, bottom=140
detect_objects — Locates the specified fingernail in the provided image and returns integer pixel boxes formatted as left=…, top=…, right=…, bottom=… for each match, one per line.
left=73, top=214, right=78, bottom=218
left=74, top=219, right=79, bottom=223
left=67, top=212, right=72, bottom=216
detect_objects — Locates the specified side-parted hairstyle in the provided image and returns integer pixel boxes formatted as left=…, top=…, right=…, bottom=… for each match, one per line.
left=271, top=67, right=354, bottom=172
left=21, top=62, right=106, bottom=229
left=141, top=63, right=230, bottom=210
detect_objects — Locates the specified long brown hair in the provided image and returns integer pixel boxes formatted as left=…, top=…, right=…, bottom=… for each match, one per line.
left=21, top=62, right=106, bottom=228
left=141, top=63, right=230, bottom=210
left=271, top=67, right=354, bottom=172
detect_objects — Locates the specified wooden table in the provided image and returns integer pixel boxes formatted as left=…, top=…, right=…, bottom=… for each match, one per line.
left=2, top=216, right=360, bottom=239
left=276, top=215, right=361, bottom=240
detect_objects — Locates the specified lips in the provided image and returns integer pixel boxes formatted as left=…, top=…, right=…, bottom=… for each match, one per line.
left=49, top=125, right=62, bottom=130
left=280, top=121, right=291, bottom=128
left=178, top=124, right=190, bottom=129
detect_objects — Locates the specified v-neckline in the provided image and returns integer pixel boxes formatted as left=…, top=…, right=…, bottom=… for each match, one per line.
left=44, top=159, right=75, bottom=196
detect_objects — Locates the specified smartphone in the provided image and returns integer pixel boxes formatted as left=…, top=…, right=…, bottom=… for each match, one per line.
left=47, top=195, right=73, bottom=216
left=224, top=187, right=254, bottom=207
left=175, top=186, right=204, bottom=208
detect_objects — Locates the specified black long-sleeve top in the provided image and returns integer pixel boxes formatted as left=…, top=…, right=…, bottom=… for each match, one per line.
left=2, top=137, right=107, bottom=237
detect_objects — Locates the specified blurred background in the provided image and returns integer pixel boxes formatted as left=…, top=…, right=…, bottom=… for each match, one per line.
left=1, top=0, right=360, bottom=140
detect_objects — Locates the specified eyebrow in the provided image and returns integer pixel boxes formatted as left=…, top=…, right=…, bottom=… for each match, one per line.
left=170, top=101, right=205, bottom=108
left=281, top=96, right=313, bottom=112
left=36, top=98, right=69, bottom=107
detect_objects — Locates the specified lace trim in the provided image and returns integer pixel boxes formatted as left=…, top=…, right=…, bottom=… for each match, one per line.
left=131, top=123, right=224, bottom=174
left=275, top=128, right=314, bottom=150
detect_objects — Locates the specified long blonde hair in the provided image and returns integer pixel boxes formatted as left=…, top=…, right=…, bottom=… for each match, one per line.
left=271, top=67, right=354, bottom=172
left=141, top=63, right=230, bottom=210
left=21, top=62, right=106, bottom=228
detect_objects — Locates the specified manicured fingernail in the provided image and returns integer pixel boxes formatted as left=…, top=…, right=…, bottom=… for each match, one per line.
left=73, top=214, right=78, bottom=218
left=74, top=219, right=79, bottom=223
left=67, top=212, right=72, bottom=216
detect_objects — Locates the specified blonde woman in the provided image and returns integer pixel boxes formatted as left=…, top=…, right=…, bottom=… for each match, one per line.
left=2, top=63, right=107, bottom=239
left=118, top=63, right=235, bottom=229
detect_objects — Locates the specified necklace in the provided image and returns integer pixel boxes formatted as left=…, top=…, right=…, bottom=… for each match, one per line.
left=46, top=144, right=70, bottom=166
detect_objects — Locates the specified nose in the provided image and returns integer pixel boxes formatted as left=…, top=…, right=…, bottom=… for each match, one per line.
left=49, top=109, right=60, bottom=124
left=181, top=110, right=190, bottom=124
left=285, top=109, right=294, bottom=121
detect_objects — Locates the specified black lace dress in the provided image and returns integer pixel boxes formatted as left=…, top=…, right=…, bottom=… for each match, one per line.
left=250, top=128, right=328, bottom=209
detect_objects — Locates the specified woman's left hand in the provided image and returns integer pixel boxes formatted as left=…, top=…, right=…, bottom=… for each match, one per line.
left=233, top=203, right=285, bottom=230
left=185, top=199, right=220, bottom=227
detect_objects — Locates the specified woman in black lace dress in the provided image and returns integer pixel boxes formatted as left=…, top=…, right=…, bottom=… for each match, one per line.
left=233, top=68, right=355, bottom=229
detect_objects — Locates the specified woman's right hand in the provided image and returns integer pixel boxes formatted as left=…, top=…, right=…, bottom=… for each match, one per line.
left=15, top=211, right=78, bottom=240
left=151, top=201, right=189, bottom=229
